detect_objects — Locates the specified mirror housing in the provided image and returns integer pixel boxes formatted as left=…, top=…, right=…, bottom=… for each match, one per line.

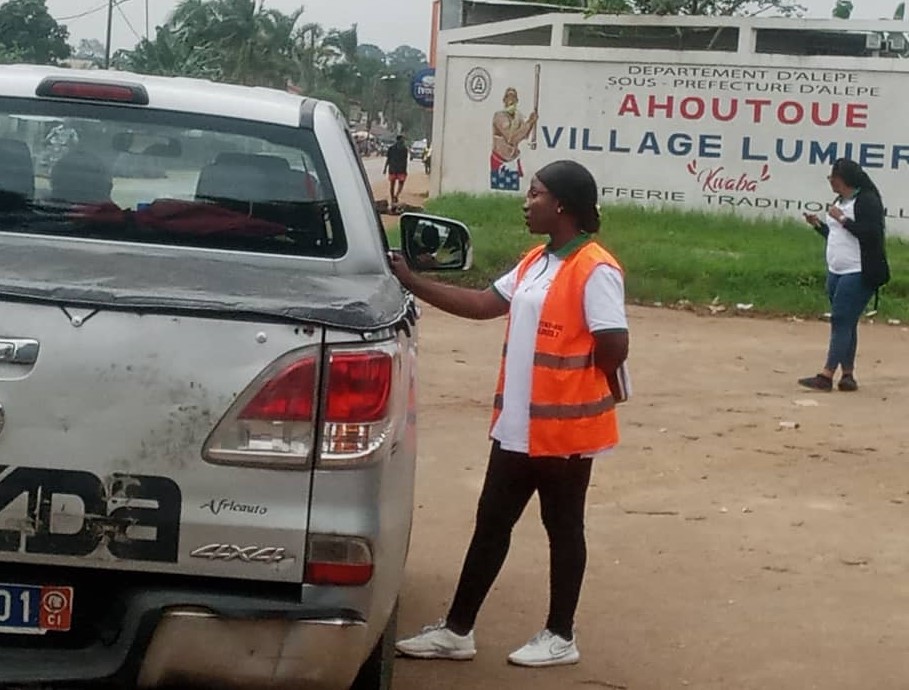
left=400, top=213, right=473, bottom=272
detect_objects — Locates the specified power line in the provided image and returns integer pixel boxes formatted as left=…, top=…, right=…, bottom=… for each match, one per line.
left=55, top=1, right=110, bottom=22
left=54, top=0, right=133, bottom=24
left=116, top=0, right=143, bottom=42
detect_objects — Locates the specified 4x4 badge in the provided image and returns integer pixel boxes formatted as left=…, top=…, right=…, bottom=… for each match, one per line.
left=189, top=544, right=289, bottom=564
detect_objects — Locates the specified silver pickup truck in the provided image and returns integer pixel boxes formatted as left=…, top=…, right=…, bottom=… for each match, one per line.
left=0, top=65, right=470, bottom=689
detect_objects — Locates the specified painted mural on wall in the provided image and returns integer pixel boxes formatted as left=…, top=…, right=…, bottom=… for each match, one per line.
left=490, top=87, right=536, bottom=190
left=488, top=65, right=541, bottom=191
left=443, top=57, right=909, bottom=235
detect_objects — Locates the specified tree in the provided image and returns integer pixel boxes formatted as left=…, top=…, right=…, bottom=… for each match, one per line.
left=895, top=2, right=905, bottom=19
left=167, top=0, right=303, bottom=86
left=117, top=0, right=303, bottom=87
left=293, top=22, right=330, bottom=93
left=108, top=1, right=431, bottom=138
left=73, top=38, right=106, bottom=66
left=352, top=45, right=388, bottom=128
left=357, top=43, right=386, bottom=63
left=0, top=45, right=24, bottom=65
left=320, top=25, right=362, bottom=109
left=387, top=45, right=429, bottom=74
left=0, top=0, right=71, bottom=65
left=112, top=28, right=219, bottom=79
left=832, top=0, right=853, bottom=18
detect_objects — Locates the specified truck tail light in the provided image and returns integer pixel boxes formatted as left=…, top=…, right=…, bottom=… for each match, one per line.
left=203, top=349, right=319, bottom=469
left=240, top=357, right=316, bottom=421
left=304, top=535, right=374, bottom=586
left=203, top=344, right=398, bottom=470
left=320, top=350, right=394, bottom=467
left=326, top=353, right=391, bottom=422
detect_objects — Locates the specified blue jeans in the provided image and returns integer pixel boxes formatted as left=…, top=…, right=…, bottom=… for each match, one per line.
left=825, top=272, right=874, bottom=373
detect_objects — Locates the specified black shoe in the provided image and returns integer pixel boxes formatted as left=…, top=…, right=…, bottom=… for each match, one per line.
left=798, top=374, right=833, bottom=391
left=838, top=375, right=859, bottom=392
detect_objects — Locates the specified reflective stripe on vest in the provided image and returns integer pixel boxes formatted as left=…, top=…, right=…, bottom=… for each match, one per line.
left=502, top=345, right=593, bottom=371
left=494, top=393, right=615, bottom=419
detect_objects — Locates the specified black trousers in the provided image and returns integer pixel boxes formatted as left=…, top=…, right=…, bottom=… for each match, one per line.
left=446, top=442, right=593, bottom=640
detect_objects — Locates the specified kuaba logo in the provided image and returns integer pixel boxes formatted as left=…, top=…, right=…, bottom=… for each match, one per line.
left=687, top=160, right=771, bottom=194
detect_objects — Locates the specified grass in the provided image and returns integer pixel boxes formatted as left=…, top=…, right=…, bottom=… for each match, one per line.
left=391, top=194, right=909, bottom=322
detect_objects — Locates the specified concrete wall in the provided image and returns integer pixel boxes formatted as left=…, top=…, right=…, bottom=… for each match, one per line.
left=432, top=14, right=909, bottom=235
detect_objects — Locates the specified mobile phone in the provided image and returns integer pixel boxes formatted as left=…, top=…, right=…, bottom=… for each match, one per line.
left=607, top=361, right=632, bottom=404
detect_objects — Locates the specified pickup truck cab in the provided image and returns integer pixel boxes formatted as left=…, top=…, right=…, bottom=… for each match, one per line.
left=0, top=65, right=470, bottom=689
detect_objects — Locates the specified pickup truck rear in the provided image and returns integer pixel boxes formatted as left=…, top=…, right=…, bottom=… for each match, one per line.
left=0, top=64, right=470, bottom=689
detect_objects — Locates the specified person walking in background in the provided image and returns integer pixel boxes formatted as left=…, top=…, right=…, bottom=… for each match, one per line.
left=801, top=158, right=890, bottom=392
left=383, top=135, right=409, bottom=210
left=422, top=141, right=432, bottom=175
left=391, top=160, right=629, bottom=668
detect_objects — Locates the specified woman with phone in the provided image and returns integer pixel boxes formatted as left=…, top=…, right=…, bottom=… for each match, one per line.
left=800, top=158, right=890, bottom=392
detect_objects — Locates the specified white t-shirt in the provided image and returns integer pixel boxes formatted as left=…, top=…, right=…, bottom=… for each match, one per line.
left=825, top=197, right=862, bottom=275
left=491, top=250, right=628, bottom=455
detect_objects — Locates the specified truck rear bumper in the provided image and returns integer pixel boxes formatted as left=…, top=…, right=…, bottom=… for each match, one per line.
left=0, top=586, right=369, bottom=689
left=138, top=610, right=368, bottom=689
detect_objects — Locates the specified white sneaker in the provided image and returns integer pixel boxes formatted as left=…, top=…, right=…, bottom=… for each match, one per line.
left=395, top=620, right=477, bottom=660
left=508, top=629, right=580, bottom=667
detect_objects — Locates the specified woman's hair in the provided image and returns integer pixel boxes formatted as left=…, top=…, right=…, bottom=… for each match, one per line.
left=534, top=160, right=600, bottom=233
left=831, top=158, right=882, bottom=201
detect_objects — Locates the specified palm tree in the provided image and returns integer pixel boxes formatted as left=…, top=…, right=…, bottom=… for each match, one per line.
left=321, top=25, right=361, bottom=100
left=113, top=25, right=218, bottom=79
left=292, top=23, right=326, bottom=92
left=169, top=0, right=213, bottom=47
left=255, top=7, right=304, bottom=88
left=109, top=1, right=430, bottom=134
left=166, top=0, right=302, bottom=86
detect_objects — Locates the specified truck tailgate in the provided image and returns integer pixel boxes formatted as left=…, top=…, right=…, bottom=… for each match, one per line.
left=0, top=301, right=321, bottom=583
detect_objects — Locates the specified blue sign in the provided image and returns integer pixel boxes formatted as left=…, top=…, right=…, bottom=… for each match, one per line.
left=411, top=68, right=435, bottom=109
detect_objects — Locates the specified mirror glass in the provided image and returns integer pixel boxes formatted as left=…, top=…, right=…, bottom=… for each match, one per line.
left=400, top=214, right=472, bottom=271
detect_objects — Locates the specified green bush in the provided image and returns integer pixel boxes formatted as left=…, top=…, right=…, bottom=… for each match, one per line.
left=406, top=195, right=909, bottom=321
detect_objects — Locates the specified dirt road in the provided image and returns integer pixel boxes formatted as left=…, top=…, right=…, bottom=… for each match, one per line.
left=365, top=155, right=429, bottom=230
left=384, top=168, right=909, bottom=690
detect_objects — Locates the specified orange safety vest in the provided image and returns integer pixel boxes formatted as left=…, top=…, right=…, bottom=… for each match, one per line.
left=491, top=240, right=623, bottom=458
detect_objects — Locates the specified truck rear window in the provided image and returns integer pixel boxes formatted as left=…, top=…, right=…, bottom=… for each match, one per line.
left=0, top=97, right=346, bottom=258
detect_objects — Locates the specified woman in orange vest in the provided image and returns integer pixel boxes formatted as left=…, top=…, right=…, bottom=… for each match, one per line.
left=391, top=160, right=629, bottom=668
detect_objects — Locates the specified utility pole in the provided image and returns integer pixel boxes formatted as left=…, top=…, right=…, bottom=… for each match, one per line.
left=145, top=0, right=150, bottom=41
left=104, top=0, right=114, bottom=69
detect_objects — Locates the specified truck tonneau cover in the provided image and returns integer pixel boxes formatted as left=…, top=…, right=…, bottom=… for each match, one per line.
left=0, top=235, right=407, bottom=331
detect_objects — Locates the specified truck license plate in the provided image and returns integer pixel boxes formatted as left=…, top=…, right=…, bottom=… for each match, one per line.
left=0, top=584, right=73, bottom=634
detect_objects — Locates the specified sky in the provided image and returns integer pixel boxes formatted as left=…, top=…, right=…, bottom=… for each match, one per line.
left=45, top=0, right=435, bottom=53
left=43, top=0, right=906, bottom=56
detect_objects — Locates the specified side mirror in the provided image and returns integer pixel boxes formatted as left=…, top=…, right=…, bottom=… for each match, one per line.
left=400, top=213, right=473, bottom=272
